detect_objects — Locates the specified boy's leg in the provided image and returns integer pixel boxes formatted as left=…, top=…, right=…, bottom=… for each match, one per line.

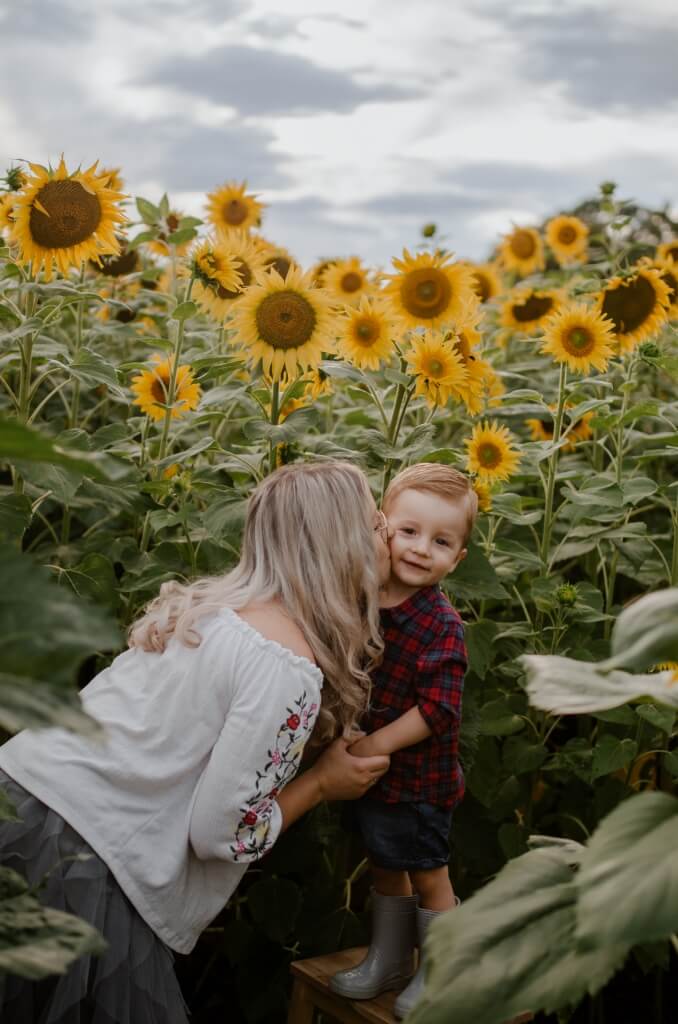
left=409, top=865, right=456, bottom=911
left=372, top=862, right=413, bottom=898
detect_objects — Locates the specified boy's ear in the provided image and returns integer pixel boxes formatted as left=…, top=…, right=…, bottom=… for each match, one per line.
left=456, top=547, right=468, bottom=564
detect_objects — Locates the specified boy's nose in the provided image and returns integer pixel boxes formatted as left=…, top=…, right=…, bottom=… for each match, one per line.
left=411, top=537, right=431, bottom=556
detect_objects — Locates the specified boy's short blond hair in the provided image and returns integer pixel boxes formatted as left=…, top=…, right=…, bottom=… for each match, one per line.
left=383, top=463, right=478, bottom=546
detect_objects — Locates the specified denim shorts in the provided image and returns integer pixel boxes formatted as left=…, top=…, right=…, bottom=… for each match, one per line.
left=353, top=796, right=452, bottom=871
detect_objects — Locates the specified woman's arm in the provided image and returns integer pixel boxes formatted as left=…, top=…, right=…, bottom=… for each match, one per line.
left=277, top=738, right=390, bottom=832
left=347, top=706, right=432, bottom=757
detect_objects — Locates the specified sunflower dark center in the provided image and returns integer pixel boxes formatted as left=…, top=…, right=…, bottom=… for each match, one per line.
left=267, top=255, right=292, bottom=279
left=355, top=318, right=378, bottom=345
left=473, top=272, right=491, bottom=303
left=563, top=326, right=594, bottom=356
left=511, top=230, right=536, bottom=259
left=255, top=291, right=317, bottom=350
left=150, top=373, right=170, bottom=404
left=667, top=246, right=678, bottom=262
left=341, top=271, right=363, bottom=293
left=216, top=258, right=252, bottom=300
left=96, top=243, right=138, bottom=277
left=557, top=225, right=578, bottom=245
left=512, top=294, right=553, bottom=323
left=30, top=179, right=102, bottom=249
left=223, top=199, right=248, bottom=226
left=427, top=359, right=444, bottom=377
left=601, top=274, right=657, bottom=335
left=167, top=213, right=180, bottom=232
left=479, top=443, right=501, bottom=468
left=401, top=268, right=452, bottom=319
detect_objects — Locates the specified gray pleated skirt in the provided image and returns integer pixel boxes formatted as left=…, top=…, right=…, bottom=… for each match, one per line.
left=0, top=768, right=190, bottom=1023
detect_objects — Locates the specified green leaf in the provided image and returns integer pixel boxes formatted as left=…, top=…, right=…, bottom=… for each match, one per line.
left=0, top=866, right=107, bottom=979
left=0, top=788, right=19, bottom=821
left=127, top=229, right=159, bottom=251
left=246, top=877, right=302, bottom=944
left=446, top=543, right=508, bottom=601
left=49, top=348, right=125, bottom=397
left=155, top=436, right=215, bottom=469
left=0, top=418, right=130, bottom=482
left=409, top=847, right=629, bottom=1024
left=522, top=654, right=678, bottom=715
left=0, top=543, right=120, bottom=699
left=635, top=703, right=675, bottom=735
left=465, top=621, right=499, bottom=680
left=576, top=793, right=678, bottom=951
left=167, top=227, right=197, bottom=246
left=502, top=735, right=548, bottom=775
left=591, top=735, right=637, bottom=780
left=0, top=672, right=101, bottom=736
left=603, top=588, right=678, bottom=671
left=0, top=494, right=32, bottom=540
left=171, top=300, right=198, bottom=321
left=135, top=196, right=160, bottom=224
left=418, top=448, right=461, bottom=465
left=478, top=698, right=525, bottom=737
left=621, top=476, right=658, bottom=505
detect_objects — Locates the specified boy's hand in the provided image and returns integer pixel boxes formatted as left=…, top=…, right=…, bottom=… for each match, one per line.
left=348, top=733, right=383, bottom=758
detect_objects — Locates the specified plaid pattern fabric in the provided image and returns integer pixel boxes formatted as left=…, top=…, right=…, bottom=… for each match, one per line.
left=364, top=585, right=467, bottom=808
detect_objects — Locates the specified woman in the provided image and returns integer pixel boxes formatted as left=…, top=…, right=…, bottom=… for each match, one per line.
left=0, top=460, right=392, bottom=1023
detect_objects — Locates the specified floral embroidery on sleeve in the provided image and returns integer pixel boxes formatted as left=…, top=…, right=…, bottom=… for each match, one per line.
left=230, top=691, right=318, bottom=861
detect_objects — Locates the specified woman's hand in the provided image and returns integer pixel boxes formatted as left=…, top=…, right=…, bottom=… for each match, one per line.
left=311, top=737, right=390, bottom=801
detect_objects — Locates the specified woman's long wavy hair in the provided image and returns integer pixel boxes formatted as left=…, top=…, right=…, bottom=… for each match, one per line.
left=128, top=461, right=384, bottom=741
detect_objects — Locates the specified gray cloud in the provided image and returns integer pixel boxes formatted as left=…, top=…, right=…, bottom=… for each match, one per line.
left=479, top=3, right=678, bottom=112
left=0, top=0, right=90, bottom=41
left=143, top=44, right=421, bottom=116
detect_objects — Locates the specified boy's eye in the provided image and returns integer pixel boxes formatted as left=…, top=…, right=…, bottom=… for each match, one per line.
left=401, top=527, right=415, bottom=535
left=436, top=538, right=449, bottom=547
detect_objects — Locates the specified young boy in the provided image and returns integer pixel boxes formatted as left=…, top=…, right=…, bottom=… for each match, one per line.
left=330, top=463, right=477, bottom=1019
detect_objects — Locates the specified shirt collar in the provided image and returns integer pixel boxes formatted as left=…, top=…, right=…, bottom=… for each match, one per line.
left=380, top=585, right=441, bottom=625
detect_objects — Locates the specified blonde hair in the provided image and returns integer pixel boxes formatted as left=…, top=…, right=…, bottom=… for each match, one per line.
left=383, top=463, right=478, bottom=545
left=129, top=461, right=384, bottom=741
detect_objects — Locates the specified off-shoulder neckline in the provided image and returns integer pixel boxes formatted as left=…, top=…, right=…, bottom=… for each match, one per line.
left=218, top=606, right=324, bottom=683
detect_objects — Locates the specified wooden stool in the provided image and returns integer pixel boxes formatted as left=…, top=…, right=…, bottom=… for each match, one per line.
left=288, top=948, right=535, bottom=1024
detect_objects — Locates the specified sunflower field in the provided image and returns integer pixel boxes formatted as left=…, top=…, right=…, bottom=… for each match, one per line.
left=0, top=160, right=677, bottom=1023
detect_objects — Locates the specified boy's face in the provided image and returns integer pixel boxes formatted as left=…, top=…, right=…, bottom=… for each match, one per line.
left=384, top=487, right=468, bottom=594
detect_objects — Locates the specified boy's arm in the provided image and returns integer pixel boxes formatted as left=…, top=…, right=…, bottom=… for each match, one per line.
left=349, top=706, right=432, bottom=757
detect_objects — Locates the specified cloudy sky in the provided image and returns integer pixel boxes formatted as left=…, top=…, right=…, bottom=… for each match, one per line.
left=1, top=0, right=677, bottom=267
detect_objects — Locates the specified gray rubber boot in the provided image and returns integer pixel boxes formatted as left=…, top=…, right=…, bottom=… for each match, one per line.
left=393, top=899, right=459, bottom=1020
left=329, top=890, right=417, bottom=1000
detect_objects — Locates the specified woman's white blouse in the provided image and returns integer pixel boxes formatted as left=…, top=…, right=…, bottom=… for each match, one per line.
left=0, top=608, right=323, bottom=953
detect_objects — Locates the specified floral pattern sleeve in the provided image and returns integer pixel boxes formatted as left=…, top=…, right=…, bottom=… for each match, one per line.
left=189, top=685, right=319, bottom=863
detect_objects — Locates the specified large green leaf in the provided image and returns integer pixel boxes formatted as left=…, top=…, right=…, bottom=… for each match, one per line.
left=576, top=793, right=678, bottom=952
left=521, top=654, right=678, bottom=714
left=602, top=588, right=678, bottom=671
left=0, top=543, right=120, bottom=695
left=0, top=418, right=130, bottom=482
left=246, top=877, right=302, bottom=944
left=409, top=848, right=629, bottom=1024
left=446, top=543, right=508, bottom=601
left=0, top=866, right=106, bottom=979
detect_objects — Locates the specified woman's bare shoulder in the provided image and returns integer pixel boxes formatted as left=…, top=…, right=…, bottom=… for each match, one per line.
left=233, top=602, right=316, bottom=665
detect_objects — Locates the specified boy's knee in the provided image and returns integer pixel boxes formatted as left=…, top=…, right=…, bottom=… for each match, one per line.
left=410, top=866, right=448, bottom=895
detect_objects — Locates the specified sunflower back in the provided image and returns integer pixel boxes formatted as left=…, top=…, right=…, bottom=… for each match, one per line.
left=128, top=461, right=384, bottom=741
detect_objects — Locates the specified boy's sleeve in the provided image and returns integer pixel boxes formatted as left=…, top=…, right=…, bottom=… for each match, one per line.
left=414, top=615, right=467, bottom=736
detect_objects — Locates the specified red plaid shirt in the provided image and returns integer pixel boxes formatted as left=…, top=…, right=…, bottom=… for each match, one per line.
left=364, top=585, right=466, bottom=809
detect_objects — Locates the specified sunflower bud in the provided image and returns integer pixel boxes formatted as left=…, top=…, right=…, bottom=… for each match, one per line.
left=599, top=181, right=616, bottom=197
left=421, top=222, right=437, bottom=238
left=639, top=341, right=661, bottom=363
left=556, top=583, right=579, bottom=607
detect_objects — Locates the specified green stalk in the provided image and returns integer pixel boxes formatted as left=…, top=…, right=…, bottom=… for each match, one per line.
left=157, top=277, right=195, bottom=465
left=671, top=504, right=678, bottom=587
left=380, top=357, right=414, bottom=500
left=614, top=354, right=636, bottom=486
left=267, top=378, right=280, bottom=475
left=68, top=263, right=86, bottom=428
left=539, top=362, right=568, bottom=570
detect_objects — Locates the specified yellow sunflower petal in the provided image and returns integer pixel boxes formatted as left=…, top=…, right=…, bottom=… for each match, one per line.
left=465, top=420, right=521, bottom=483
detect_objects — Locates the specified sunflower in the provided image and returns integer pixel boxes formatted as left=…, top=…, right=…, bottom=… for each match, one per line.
left=525, top=406, right=594, bottom=451
left=467, top=261, right=503, bottom=303
left=130, top=356, right=202, bottom=421
left=597, top=267, right=671, bottom=353
left=472, top=480, right=492, bottom=512
left=92, top=235, right=139, bottom=277
left=303, top=367, right=333, bottom=401
left=545, top=215, right=588, bottom=266
left=639, top=259, right=678, bottom=319
left=230, top=266, right=336, bottom=380
left=444, top=304, right=491, bottom=414
left=501, top=288, right=561, bottom=335
left=310, top=258, right=337, bottom=285
left=499, top=226, right=544, bottom=277
left=484, top=370, right=506, bottom=406
left=192, top=233, right=267, bottom=322
left=541, top=303, right=616, bottom=374
left=323, top=257, right=373, bottom=307
left=336, top=296, right=401, bottom=370
left=11, top=156, right=126, bottom=281
left=249, top=236, right=298, bottom=280
left=657, top=241, right=678, bottom=265
left=97, top=167, right=125, bottom=192
left=385, top=248, right=477, bottom=329
left=206, top=181, right=263, bottom=235
left=147, top=208, right=191, bottom=257
left=405, top=329, right=469, bottom=408
left=0, top=193, right=16, bottom=236
left=465, top=420, right=521, bottom=483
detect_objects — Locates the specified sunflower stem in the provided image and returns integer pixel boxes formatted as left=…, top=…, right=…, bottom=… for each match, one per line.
left=380, top=361, right=414, bottom=500
left=614, top=353, right=636, bottom=486
left=157, top=277, right=195, bottom=466
left=268, top=378, right=280, bottom=475
left=68, top=263, right=87, bottom=429
left=540, top=362, right=568, bottom=571
left=671, top=503, right=678, bottom=587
